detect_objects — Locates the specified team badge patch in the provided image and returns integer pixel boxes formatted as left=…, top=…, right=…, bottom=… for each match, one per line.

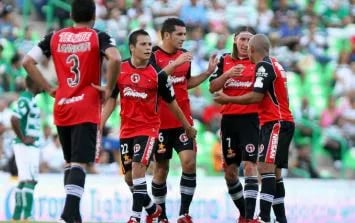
left=245, top=144, right=255, bottom=153
left=179, top=133, right=188, bottom=143
left=131, top=73, right=140, bottom=83
left=134, top=144, right=141, bottom=153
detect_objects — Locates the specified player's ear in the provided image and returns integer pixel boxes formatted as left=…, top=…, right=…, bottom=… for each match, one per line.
left=129, top=44, right=135, bottom=53
left=163, top=31, right=170, bottom=40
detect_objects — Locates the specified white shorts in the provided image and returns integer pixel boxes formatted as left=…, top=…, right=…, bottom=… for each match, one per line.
left=13, top=143, right=40, bottom=181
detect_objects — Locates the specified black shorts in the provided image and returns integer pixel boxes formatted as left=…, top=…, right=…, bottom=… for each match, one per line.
left=221, top=114, right=259, bottom=166
left=57, top=123, right=98, bottom=163
left=120, top=136, right=156, bottom=174
left=154, top=127, right=196, bottom=161
left=258, top=121, right=295, bottom=168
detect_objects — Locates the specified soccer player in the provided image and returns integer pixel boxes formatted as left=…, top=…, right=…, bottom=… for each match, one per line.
left=209, top=26, right=259, bottom=223
left=11, top=76, right=42, bottom=221
left=22, top=0, right=121, bottom=222
left=214, top=34, right=295, bottom=223
left=150, top=17, right=218, bottom=223
left=99, top=29, right=196, bottom=223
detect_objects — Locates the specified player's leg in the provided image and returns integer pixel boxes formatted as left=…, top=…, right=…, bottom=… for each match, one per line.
left=152, top=130, right=173, bottom=222
left=174, top=128, right=196, bottom=221
left=129, top=136, right=161, bottom=223
left=59, top=123, right=97, bottom=223
left=220, top=116, right=246, bottom=221
left=240, top=115, right=259, bottom=221
left=272, top=121, right=295, bottom=223
left=257, top=122, right=282, bottom=222
left=12, top=144, right=26, bottom=220
left=22, top=147, right=40, bottom=219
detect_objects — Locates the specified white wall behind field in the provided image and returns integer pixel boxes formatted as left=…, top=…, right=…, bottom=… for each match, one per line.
left=0, top=173, right=354, bottom=223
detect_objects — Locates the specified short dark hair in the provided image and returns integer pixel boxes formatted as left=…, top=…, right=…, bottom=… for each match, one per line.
left=234, top=26, right=256, bottom=36
left=71, top=0, right=95, bottom=23
left=129, top=29, right=149, bottom=46
left=161, top=18, right=186, bottom=39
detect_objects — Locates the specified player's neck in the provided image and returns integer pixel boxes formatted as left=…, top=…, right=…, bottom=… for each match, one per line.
left=74, top=22, right=92, bottom=28
left=130, top=57, right=148, bottom=68
left=254, top=54, right=267, bottom=63
left=161, top=42, right=177, bottom=54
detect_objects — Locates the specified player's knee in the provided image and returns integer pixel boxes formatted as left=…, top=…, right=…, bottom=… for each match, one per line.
left=243, top=161, right=257, bottom=176
left=181, top=158, right=196, bottom=173
left=154, top=164, right=169, bottom=180
left=224, top=168, right=238, bottom=183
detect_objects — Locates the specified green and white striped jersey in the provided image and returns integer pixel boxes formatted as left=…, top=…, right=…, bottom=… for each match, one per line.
left=12, top=91, right=41, bottom=148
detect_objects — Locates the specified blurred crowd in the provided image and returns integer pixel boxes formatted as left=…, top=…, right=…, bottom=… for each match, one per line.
left=0, top=0, right=355, bottom=179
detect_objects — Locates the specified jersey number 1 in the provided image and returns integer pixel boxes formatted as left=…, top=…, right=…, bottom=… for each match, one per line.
left=66, top=54, right=80, bottom=87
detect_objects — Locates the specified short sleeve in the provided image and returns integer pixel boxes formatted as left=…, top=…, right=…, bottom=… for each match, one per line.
left=253, top=62, right=276, bottom=94
left=158, top=72, right=175, bottom=103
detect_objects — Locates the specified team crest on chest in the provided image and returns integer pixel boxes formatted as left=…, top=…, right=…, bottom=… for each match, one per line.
left=131, top=73, right=140, bottom=83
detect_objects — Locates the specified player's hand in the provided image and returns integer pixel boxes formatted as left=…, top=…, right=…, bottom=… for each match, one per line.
left=173, top=52, right=193, bottom=67
left=213, top=91, right=230, bottom=104
left=48, top=87, right=57, bottom=97
left=185, top=126, right=197, bottom=139
left=21, top=136, right=35, bottom=145
left=206, top=53, right=218, bottom=74
left=91, top=83, right=112, bottom=104
left=226, top=64, right=244, bottom=78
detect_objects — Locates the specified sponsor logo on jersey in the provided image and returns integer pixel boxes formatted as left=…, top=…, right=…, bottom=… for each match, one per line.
left=59, top=32, right=92, bottom=43
left=256, top=66, right=268, bottom=77
left=254, top=76, right=264, bottom=88
left=130, top=73, right=140, bottom=83
left=169, top=76, right=185, bottom=84
left=224, top=79, right=253, bottom=88
left=123, top=87, right=147, bottom=99
left=57, top=94, right=85, bottom=105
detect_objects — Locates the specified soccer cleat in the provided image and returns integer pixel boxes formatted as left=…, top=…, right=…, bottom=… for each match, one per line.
left=238, top=216, right=247, bottom=223
left=127, top=217, right=139, bottom=223
left=146, top=204, right=162, bottom=223
left=177, top=214, right=193, bottom=223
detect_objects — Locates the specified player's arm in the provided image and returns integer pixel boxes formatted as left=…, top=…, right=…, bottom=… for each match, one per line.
left=209, top=57, right=244, bottom=93
left=155, top=51, right=192, bottom=75
left=209, top=56, right=227, bottom=93
left=158, top=71, right=196, bottom=139
left=99, top=32, right=121, bottom=101
left=100, top=85, right=119, bottom=130
left=22, top=33, right=56, bottom=96
left=187, top=54, right=218, bottom=89
left=214, top=62, right=274, bottom=104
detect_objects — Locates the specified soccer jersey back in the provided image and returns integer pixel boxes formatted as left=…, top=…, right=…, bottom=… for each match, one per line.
left=253, top=57, right=294, bottom=125
left=117, top=60, right=174, bottom=138
left=152, top=46, right=193, bottom=129
left=50, top=27, right=101, bottom=125
left=12, top=91, right=41, bottom=147
left=210, top=54, right=259, bottom=115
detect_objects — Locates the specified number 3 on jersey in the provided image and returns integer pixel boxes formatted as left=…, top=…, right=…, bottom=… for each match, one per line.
left=67, top=54, right=80, bottom=87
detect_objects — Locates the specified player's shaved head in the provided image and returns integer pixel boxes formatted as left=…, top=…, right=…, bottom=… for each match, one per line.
left=249, top=34, right=271, bottom=55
